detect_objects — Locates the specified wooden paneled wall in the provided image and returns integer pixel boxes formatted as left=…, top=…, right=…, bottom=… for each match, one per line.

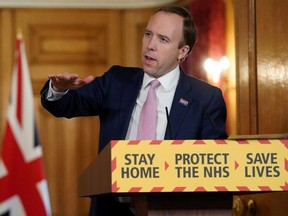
left=234, top=0, right=288, bottom=214
left=235, top=0, right=288, bottom=135
left=0, top=8, right=154, bottom=215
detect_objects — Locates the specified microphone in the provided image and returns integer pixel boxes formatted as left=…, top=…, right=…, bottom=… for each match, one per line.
left=165, top=107, right=174, bottom=140
left=203, top=106, right=218, bottom=139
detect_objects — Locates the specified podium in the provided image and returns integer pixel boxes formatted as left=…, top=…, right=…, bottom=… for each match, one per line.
left=78, top=139, right=288, bottom=216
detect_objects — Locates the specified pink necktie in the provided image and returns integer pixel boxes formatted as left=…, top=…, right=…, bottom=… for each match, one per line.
left=137, top=79, right=160, bottom=140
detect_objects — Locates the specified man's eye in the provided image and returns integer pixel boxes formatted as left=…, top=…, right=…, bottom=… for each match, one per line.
left=145, top=32, right=152, bottom=37
left=160, top=37, right=169, bottom=43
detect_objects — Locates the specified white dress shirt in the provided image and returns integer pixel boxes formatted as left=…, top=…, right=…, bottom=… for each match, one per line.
left=126, top=66, right=180, bottom=140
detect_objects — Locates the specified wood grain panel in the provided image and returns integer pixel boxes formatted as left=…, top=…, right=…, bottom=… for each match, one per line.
left=123, top=8, right=155, bottom=67
left=235, top=0, right=251, bottom=135
left=256, top=0, right=288, bottom=134
left=14, top=9, right=122, bottom=81
left=29, top=24, right=108, bottom=65
left=36, top=99, right=65, bottom=215
left=247, top=0, right=258, bottom=134
left=236, top=0, right=288, bottom=135
left=0, top=9, right=14, bottom=145
left=224, top=0, right=237, bottom=136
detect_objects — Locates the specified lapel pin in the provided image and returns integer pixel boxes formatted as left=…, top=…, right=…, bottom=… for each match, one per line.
left=179, top=98, right=189, bottom=106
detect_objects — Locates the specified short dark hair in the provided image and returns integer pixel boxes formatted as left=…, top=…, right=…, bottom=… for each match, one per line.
left=155, top=5, right=198, bottom=54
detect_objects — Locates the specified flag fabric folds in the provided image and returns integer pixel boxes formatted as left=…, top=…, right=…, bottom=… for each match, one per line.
left=0, top=39, right=51, bottom=216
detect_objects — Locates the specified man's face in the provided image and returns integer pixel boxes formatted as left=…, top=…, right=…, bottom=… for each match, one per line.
left=142, top=12, right=189, bottom=78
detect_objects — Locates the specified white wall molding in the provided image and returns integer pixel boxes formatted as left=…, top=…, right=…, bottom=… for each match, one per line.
left=0, top=0, right=176, bottom=9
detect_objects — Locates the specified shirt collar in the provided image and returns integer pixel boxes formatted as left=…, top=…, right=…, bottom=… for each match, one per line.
left=142, top=66, right=180, bottom=91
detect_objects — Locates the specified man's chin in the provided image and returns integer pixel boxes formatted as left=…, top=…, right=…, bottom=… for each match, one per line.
left=143, top=70, right=156, bottom=77
left=142, top=64, right=155, bottom=73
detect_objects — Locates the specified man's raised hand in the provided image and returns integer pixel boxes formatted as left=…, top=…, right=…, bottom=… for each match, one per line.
left=48, top=73, right=94, bottom=92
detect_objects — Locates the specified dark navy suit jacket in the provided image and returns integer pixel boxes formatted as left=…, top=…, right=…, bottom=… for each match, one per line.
left=40, top=65, right=228, bottom=215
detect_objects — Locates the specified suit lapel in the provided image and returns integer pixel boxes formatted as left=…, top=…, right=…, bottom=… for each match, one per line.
left=165, top=70, right=194, bottom=139
left=118, top=70, right=144, bottom=139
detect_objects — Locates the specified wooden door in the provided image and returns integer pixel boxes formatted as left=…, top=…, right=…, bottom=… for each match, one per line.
left=234, top=0, right=288, bottom=215
left=236, top=0, right=288, bottom=135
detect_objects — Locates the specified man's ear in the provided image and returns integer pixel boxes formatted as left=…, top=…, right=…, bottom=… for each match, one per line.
left=178, top=45, right=190, bottom=61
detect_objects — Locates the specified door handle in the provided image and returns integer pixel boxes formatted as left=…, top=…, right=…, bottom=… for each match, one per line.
left=233, top=196, right=256, bottom=216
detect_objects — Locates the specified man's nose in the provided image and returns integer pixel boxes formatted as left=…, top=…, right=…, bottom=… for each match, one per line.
left=147, top=37, right=156, bottom=50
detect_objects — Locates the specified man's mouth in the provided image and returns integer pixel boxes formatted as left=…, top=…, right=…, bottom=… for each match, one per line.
left=145, top=54, right=156, bottom=62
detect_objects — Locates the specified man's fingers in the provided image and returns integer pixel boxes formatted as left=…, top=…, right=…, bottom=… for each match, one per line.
left=83, top=75, right=94, bottom=84
left=47, top=75, right=60, bottom=84
left=62, top=73, right=79, bottom=80
left=48, top=73, right=79, bottom=81
left=73, top=75, right=94, bottom=86
left=47, top=73, right=93, bottom=90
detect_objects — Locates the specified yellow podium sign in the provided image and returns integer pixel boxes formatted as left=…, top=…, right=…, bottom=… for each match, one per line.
left=111, top=139, right=288, bottom=192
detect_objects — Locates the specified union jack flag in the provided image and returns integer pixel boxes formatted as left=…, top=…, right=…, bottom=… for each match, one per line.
left=0, top=38, right=51, bottom=215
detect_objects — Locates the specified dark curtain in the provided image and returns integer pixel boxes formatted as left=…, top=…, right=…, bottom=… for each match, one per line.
left=181, top=0, right=226, bottom=87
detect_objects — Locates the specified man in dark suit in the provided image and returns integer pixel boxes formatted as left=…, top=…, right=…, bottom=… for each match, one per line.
left=41, top=5, right=227, bottom=216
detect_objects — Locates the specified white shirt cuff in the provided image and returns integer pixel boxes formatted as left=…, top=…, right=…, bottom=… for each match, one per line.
left=46, top=80, right=68, bottom=101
